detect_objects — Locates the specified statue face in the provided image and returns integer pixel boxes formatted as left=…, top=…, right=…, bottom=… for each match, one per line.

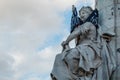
left=79, top=6, right=93, bottom=21
left=79, top=8, right=91, bottom=21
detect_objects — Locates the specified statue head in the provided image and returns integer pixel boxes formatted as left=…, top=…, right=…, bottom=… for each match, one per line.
left=79, top=6, right=93, bottom=21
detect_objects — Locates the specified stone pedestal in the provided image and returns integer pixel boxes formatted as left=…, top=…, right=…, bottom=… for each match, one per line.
left=96, top=0, right=120, bottom=79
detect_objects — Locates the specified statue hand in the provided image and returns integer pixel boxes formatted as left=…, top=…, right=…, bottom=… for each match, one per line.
left=61, top=41, right=70, bottom=52
left=61, top=41, right=68, bottom=47
left=72, top=5, right=75, bottom=11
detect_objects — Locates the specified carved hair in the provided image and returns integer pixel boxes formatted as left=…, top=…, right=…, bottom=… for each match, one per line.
left=79, top=6, right=93, bottom=15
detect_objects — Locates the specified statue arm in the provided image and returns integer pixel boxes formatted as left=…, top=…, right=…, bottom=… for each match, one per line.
left=66, top=28, right=81, bottom=44
left=61, top=28, right=81, bottom=47
left=62, top=22, right=91, bottom=46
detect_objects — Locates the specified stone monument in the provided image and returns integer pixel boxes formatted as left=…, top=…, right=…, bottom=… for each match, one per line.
left=51, top=0, right=120, bottom=80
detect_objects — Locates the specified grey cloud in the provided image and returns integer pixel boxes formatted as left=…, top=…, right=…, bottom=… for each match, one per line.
left=0, top=0, right=65, bottom=79
left=0, top=53, right=15, bottom=80
left=0, top=0, right=95, bottom=80
left=0, top=0, right=64, bottom=52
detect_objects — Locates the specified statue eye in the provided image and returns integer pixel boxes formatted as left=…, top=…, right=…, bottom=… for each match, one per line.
left=82, top=12, right=85, bottom=15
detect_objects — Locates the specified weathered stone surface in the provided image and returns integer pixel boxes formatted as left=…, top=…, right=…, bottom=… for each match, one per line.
left=51, top=0, right=120, bottom=80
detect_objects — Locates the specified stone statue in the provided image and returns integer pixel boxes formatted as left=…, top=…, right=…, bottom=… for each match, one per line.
left=51, top=5, right=117, bottom=80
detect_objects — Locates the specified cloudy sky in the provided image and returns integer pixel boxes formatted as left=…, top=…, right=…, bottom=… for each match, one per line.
left=0, top=0, right=95, bottom=80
